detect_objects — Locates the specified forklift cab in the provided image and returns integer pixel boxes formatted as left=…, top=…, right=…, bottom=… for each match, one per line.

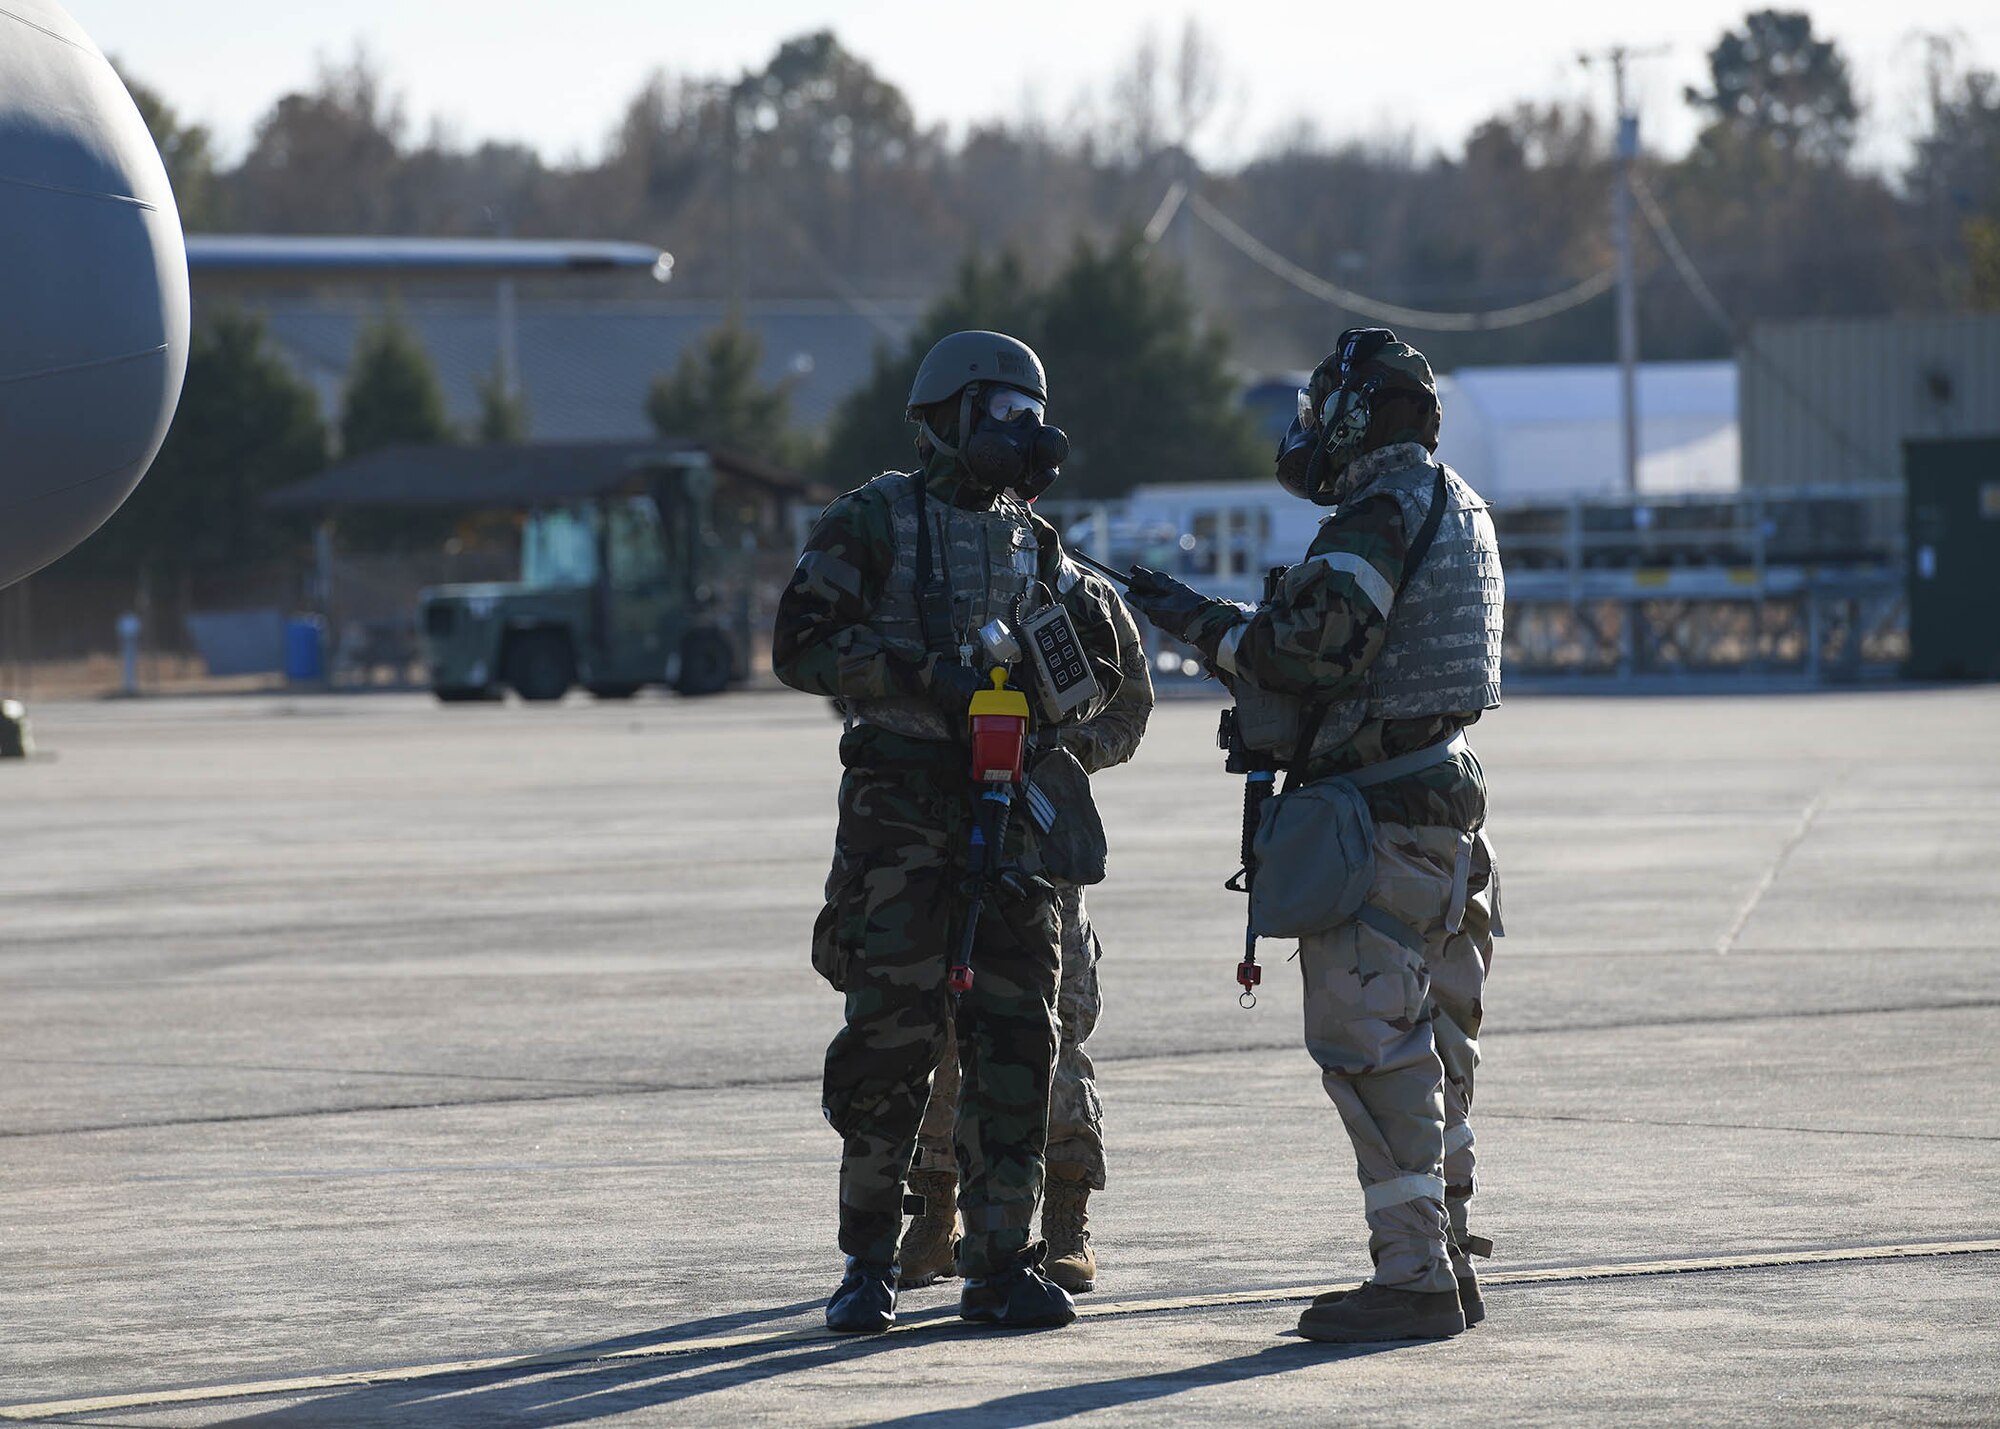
left=422, top=459, right=745, bottom=701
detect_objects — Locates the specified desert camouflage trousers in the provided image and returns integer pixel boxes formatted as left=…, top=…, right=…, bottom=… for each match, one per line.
left=918, top=884, right=1106, bottom=1189
left=1299, top=821, right=1495, bottom=1294
left=817, top=763, right=1061, bottom=1277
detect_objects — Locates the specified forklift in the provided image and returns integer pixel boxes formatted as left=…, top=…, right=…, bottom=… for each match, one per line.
left=421, top=453, right=748, bottom=701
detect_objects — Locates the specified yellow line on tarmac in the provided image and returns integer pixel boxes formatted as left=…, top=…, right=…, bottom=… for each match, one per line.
left=5, top=1239, right=1996, bottom=1422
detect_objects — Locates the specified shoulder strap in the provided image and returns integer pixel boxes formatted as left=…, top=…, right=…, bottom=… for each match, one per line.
left=1402, top=465, right=1449, bottom=578
left=909, top=469, right=953, bottom=656
left=1282, top=463, right=1450, bottom=790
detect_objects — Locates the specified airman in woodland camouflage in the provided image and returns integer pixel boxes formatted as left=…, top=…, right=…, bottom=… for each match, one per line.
left=1127, top=329, right=1504, bottom=1344
left=902, top=570, right=1153, bottom=1294
left=774, top=331, right=1124, bottom=1334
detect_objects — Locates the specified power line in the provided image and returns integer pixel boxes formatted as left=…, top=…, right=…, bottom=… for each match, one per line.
left=1180, top=189, right=1616, bottom=332
left=1143, top=180, right=1188, bottom=245
left=1629, top=172, right=1735, bottom=335
left=1629, top=170, right=1892, bottom=485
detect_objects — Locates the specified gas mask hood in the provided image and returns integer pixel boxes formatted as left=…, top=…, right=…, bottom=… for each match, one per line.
left=1274, top=327, right=1406, bottom=506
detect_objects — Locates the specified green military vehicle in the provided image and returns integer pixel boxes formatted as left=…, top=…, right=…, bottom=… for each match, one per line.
left=421, top=455, right=747, bottom=702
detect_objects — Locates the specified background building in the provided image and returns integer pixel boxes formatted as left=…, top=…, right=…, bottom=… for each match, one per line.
left=1739, top=313, right=2000, bottom=489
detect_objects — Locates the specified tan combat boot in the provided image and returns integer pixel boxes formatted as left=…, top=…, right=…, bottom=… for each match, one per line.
left=897, top=1168, right=962, bottom=1288
left=1041, top=1176, right=1096, bottom=1293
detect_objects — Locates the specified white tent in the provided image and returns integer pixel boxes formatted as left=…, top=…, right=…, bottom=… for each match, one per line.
left=1435, top=360, right=1739, bottom=504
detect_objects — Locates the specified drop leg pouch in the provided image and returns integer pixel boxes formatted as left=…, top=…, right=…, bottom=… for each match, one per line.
left=1248, top=776, right=1377, bottom=939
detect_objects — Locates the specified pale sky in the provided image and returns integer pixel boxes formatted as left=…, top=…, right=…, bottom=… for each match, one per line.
left=68, top=0, right=2000, bottom=171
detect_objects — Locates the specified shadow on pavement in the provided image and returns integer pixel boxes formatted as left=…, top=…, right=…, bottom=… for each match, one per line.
left=206, top=1312, right=1400, bottom=1426
left=851, top=1340, right=1408, bottom=1428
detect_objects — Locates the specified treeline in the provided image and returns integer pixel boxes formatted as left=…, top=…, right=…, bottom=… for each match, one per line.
left=131, top=10, right=2000, bottom=373
left=70, top=10, right=2000, bottom=578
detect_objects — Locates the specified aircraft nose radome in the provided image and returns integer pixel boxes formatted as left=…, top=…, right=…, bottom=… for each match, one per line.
left=0, top=0, right=189, bottom=589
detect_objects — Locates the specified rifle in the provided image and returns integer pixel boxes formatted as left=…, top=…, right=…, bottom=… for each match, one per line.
left=1064, top=548, right=1132, bottom=589
left=1218, top=707, right=1277, bottom=1008
left=1217, top=564, right=1290, bottom=1009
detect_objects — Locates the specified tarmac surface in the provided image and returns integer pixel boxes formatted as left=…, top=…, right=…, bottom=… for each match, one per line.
left=3, top=685, right=1997, bottom=1426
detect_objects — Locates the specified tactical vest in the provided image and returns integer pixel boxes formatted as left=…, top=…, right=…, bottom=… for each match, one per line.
left=1242, top=448, right=1505, bottom=766
left=849, top=470, right=1041, bottom=742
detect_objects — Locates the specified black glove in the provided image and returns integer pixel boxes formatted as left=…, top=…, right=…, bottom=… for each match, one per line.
left=923, top=659, right=989, bottom=726
left=1126, top=566, right=1210, bottom=640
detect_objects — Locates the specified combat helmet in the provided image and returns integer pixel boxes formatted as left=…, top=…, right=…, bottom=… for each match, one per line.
left=906, top=330, right=1047, bottom=415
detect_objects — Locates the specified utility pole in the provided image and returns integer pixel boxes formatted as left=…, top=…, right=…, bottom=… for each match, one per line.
left=1581, top=46, right=1666, bottom=496
left=725, top=75, right=748, bottom=325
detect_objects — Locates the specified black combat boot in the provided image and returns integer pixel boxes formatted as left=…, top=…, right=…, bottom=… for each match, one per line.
left=826, top=1256, right=898, bottom=1334
left=959, top=1244, right=1077, bottom=1328
left=1296, top=1279, right=1466, bottom=1343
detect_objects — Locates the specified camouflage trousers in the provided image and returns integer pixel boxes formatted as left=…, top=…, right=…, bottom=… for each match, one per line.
left=816, top=762, right=1061, bottom=1277
left=1298, top=822, right=1495, bottom=1294
left=918, top=884, right=1105, bottom=1189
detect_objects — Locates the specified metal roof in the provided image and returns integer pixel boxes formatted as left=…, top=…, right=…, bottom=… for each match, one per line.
left=187, top=235, right=672, bottom=281
left=264, top=441, right=816, bottom=512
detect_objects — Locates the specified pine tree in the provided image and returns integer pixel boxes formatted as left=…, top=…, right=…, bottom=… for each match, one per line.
left=820, top=242, right=1260, bottom=498
left=474, top=372, right=530, bottom=443
left=340, top=313, right=452, bottom=458
left=1036, top=235, right=1264, bottom=497
left=645, top=323, right=806, bottom=466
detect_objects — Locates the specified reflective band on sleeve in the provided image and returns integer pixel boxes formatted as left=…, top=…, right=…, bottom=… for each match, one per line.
left=1444, top=1123, right=1475, bottom=1156
left=1307, top=551, right=1396, bottom=617
left=1362, top=1173, right=1447, bottom=1213
left=1216, top=622, right=1250, bottom=676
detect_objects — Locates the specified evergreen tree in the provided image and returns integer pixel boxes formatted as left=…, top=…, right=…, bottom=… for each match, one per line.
left=1036, top=235, right=1264, bottom=497
left=474, top=371, right=531, bottom=443
left=820, top=242, right=1259, bottom=498
left=340, top=313, right=452, bottom=458
left=72, top=312, right=327, bottom=570
left=645, top=323, right=807, bottom=466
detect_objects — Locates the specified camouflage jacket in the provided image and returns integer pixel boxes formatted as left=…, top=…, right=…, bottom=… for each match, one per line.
left=1179, top=446, right=1486, bottom=830
left=774, top=467, right=1123, bottom=747
left=1061, top=572, right=1154, bottom=775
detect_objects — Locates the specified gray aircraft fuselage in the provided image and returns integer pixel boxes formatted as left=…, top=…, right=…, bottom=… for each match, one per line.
left=0, top=0, right=189, bottom=590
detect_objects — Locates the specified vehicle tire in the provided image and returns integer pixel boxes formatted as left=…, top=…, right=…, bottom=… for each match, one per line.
left=434, top=686, right=501, bottom=704
left=674, top=629, right=733, bottom=696
left=587, top=684, right=642, bottom=700
left=505, top=631, right=575, bottom=702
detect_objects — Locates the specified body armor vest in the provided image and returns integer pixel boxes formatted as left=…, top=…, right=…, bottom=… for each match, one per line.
left=1238, top=449, right=1504, bottom=766
left=850, top=470, right=1041, bottom=742
left=1307, top=452, right=1505, bottom=759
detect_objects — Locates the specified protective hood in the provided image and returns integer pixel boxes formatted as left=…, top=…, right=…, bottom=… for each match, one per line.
left=1273, top=328, right=1437, bottom=506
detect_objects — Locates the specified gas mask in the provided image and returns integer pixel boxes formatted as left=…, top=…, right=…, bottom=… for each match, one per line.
left=958, top=385, right=1069, bottom=498
left=1274, top=327, right=1399, bottom=505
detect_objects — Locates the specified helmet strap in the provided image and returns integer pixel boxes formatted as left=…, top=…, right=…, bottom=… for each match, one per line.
left=917, top=385, right=981, bottom=464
